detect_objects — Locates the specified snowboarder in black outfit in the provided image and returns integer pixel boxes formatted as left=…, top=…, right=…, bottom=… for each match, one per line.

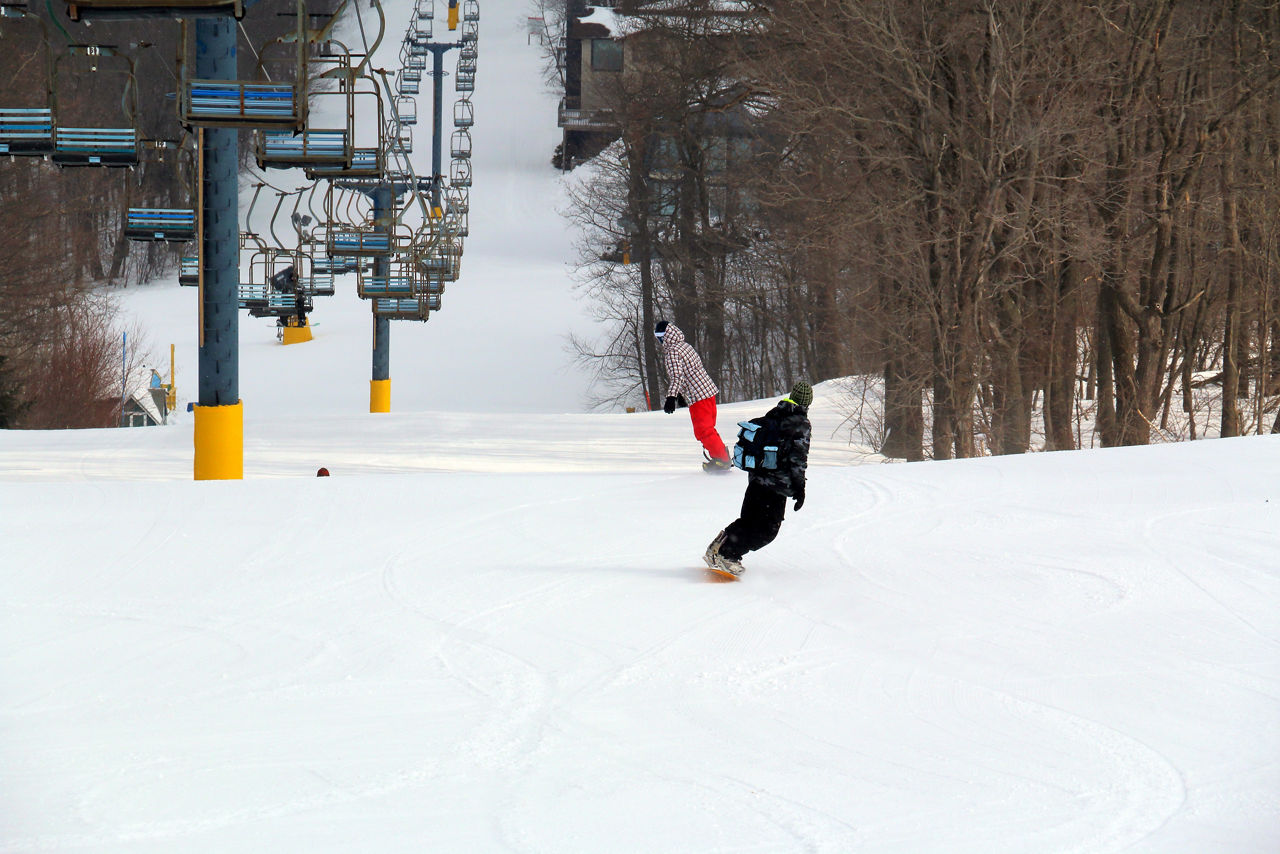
left=705, top=381, right=813, bottom=578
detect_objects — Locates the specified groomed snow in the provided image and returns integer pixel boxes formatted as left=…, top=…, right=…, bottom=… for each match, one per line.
left=2, top=3, right=1279, bottom=852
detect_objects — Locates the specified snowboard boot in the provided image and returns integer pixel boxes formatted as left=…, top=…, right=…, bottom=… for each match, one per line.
left=712, top=551, right=745, bottom=578
left=701, top=450, right=733, bottom=474
left=703, top=529, right=728, bottom=568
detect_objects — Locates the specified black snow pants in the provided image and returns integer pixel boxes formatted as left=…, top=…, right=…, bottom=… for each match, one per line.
left=720, top=480, right=787, bottom=562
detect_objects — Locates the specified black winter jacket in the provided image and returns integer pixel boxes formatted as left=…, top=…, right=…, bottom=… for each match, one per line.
left=748, top=399, right=810, bottom=498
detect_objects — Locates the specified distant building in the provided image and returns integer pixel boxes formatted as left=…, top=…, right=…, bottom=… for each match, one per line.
left=557, top=1, right=624, bottom=168
left=556, top=1, right=756, bottom=172
left=121, top=388, right=167, bottom=427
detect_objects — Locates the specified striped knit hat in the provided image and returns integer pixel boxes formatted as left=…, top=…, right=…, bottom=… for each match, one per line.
left=789, top=381, right=813, bottom=408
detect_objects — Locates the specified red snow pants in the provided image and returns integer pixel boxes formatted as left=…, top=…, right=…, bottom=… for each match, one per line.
left=689, top=396, right=729, bottom=461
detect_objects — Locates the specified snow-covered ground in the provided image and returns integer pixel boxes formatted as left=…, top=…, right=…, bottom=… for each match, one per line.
left=3, top=3, right=1280, bottom=852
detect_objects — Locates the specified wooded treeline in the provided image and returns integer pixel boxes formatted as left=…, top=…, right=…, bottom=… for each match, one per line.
left=564, top=0, right=1280, bottom=457
left=0, top=0, right=318, bottom=428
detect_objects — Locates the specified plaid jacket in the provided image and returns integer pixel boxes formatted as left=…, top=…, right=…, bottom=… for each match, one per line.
left=660, top=324, right=719, bottom=403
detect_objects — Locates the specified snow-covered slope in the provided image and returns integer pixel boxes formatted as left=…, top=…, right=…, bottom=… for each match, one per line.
left=2, top=3, right=1279, bottom=852
left=3, top=407, right=1279, bottom=852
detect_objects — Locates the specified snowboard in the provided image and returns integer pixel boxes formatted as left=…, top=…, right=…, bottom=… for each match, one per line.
left=704, top=565, right=741, bottom=582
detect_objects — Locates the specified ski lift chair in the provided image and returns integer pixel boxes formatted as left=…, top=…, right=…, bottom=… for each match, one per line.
left=357, top=257, right=418, bottom=299
left=256, top=49, right=374, bottom=169
left=256, top=128, right=350, bottom=169
left=395, top=95, right=417, bottom=126
left=461, top=20, right=477, bottom=44
left=462, top=0, right=478, bottom=23
left=416, top=0, right=433, bottom=20
left=408, top=17, right=431, bottom=46
left=403, top=33, right=429, bottom=58
left=394, top=123, right=413, bottom=154
left=303, top=66, right=384, bottom=177
left=453, top=99, right=473, bottom=128
left=450, top=128, right=471, bottom=159
left=179, top=255, right=198, bottom=285
left=327, top=225, right=394, bottom=257
left=397, top=68, right=421, bottom=96
left=450, top=157, right=471, bottom=188
left=51, top=46, right=140, bottom=167
left=416, top=238, right=461, bottom=282
left=0, top=108, right=54, bottom=155
left=179, top=10, right=306, bottom=130
left=456, top=70, right=475, bottom=93
left=306, top=147, right=382, bottom=179
left=244, top=248, right=311, bottom=318
left=373, top=295, right=439, bottom=320
left=126, top=208, right=196, bottom=242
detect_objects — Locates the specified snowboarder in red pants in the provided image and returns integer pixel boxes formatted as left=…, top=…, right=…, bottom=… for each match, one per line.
left=655, top=321, right=731, bottom=472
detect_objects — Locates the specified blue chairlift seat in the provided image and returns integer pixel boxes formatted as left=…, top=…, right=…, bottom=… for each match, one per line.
left=256, top=129, right=350, bottom=169
left=0, top=108, right=54, bottom=155
left=358, top=274, right=415, bottom=298
left=183, top=80, right=300, bottom=129
left=456, top=71, right=475, bottom=93
left=238, top=283, right=268, bottom=309
left=126, top=208, right=196, bottom=243
left=373, top=295, right=440, bottom=320
left=314, top=253, right=360, bottom=274
left=179, top=255, right=198, bottom=286
left=306, top=271, right=335, bottom=296
left=328, top=228, right=392, bottom=256
left=306, top=147, right=382, bottom=179
left=52, top=127, right=139, bottom=166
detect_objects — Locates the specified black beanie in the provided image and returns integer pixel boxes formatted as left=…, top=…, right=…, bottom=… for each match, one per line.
left=654, top=320, right=669, bottom=336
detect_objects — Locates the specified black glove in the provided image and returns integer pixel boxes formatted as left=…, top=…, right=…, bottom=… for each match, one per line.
left=793, top=487, right=805, bottom=512
left=676, top=394, right=689, bottom=408
left=663, top=396, right=677, bottom=414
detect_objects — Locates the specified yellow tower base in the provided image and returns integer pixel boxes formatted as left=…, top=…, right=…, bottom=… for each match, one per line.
left=193, top=400, right=244, bottom=480
left=370, top=378, right=391, bottom=413
left=282, top=321, right=312, bottom=345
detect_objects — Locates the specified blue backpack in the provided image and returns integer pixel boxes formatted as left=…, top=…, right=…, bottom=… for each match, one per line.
left=733, top=416, right=783, bottom=470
